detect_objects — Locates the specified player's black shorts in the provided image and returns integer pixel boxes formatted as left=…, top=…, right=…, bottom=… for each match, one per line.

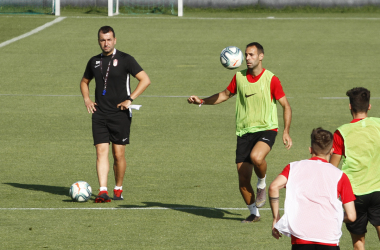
left=346, top=191, right=380, bottom=235
left=235, top=130, right=277, bottom=164
left=292, top=244, right=340, bottom=250
left=92, top=110, right=132, bottom=145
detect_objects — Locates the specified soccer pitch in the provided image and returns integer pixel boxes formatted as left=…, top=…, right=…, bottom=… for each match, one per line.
left=1, top=10, right=380, bottom=249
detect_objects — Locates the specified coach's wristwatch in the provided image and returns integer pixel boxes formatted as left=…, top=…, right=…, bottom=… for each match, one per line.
left=126, top=96, right=134, bottom=102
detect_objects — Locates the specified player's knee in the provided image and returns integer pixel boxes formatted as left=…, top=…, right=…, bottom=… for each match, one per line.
left=113, top=152, right=125, bottom=162
left=250, top=154, right=265, bottom=166
left=96, top=145, right=108, bottom=158
left=268, top=183, right=276, bottom=194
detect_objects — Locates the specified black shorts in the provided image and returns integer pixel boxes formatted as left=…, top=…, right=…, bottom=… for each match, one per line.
left=292, top=244, right=340, bottom=250
left=92, top=110, right=132, bottom=145
left=235, top=130, right=277, bottom=164
left=346, top=191, right=380, bottom=235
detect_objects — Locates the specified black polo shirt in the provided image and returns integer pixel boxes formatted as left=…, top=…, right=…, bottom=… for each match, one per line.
left=83, top=49, right=143, bottom=113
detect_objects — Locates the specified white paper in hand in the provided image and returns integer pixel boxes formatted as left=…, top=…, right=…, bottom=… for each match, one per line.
left=129, top=105, right=142, bottom=110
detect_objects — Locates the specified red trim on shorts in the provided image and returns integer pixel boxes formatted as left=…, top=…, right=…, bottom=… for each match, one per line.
left=291, top=236, right=338, bottom=246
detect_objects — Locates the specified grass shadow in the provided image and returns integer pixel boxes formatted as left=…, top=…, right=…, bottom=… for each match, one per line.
left=3, top=182, right=97, bottom=201
left=4, top=182, right=69, bottom=195
left=119, top=202, right=242, bottom=221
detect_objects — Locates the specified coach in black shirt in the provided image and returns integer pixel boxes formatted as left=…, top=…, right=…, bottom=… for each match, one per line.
left=80, top=26, right=150, bottom=203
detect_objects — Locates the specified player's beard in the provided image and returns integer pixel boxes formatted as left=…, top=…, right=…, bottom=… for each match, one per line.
left=247, top=58, right=262, bottom=69
left=101, top=46, right=115, bottom=55
left=102, top=46, right=114, bottom=55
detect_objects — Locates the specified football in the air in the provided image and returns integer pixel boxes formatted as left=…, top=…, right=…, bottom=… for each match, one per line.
left=69, top=181, right=92, bottom=202
left=220, top=46, right=244, bottom=69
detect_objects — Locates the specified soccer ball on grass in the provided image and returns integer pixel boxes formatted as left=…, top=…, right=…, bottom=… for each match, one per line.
left=220, top=46, right=244, bottom=69
left=69, top=181, right=92, bottom=202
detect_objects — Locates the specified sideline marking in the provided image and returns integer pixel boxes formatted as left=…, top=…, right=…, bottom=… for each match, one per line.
left=1, top=15, right=380, bottom=21
left=0, top=94, right=296, bottom=99
left=3, top=94, right=380, bottom=99
left=64, top=16, right=380, bottom=21
left=0, top=207, right=280, bottom=211
left=0, top=17, right=66, bottom=48
left=0, top=94, right=205, bottom=98
left=0, top=94, right=83, bottom=97
left=320, top=97, right=380, bottom=99
left=4, top=15, right=378, bottom=21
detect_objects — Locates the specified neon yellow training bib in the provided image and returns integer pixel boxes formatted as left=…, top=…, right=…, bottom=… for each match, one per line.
left=235, top=69, right=278, bottom=136
left=338, top=117, right=380, bottom=195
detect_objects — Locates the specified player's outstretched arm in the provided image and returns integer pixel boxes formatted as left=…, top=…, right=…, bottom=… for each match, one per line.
left=187, top=89, right=234, bottom=105
left=269, top=175, right=287, bottom=239
left=278, top=96, right=292, bottom=150
left=80, top=77, right=97, bottom=114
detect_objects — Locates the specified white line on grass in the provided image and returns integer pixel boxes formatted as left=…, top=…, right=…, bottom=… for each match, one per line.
left=4, top=93, right=380, bottom=99
left=0, top=94, right=82, bottom=97
left=0, top=94, right=212, bottom=98
left=0, top=94, right=193, bottom=98
left=0, top=207, right=281, bottom=211
left=65, top=16, right=380, bottom=21
left=320, top=97, right=380, bottom=99
left=0, top=94, right=295, bottom=99
left=0, top=17, right=66, bottom=48
left=1, top=15, right=380, bottom=21
left=319, top=97, right=347, bottom=99
left=3, top=94, right=380, bottom=99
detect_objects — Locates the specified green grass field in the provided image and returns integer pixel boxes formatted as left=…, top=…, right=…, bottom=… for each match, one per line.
left=1, top=8, right=380, bottom=249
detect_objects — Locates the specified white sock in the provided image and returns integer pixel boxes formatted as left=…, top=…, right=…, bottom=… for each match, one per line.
left=257, top=175, right=266, bottom=189
left=99, top=187, right=107, bottom=192
left=114, top=186, right=122, bottom=190
left=247, top=203, right=260, bottom=217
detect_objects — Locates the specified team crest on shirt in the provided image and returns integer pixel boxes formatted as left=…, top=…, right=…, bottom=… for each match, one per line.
left=113, top=59, right=118, bottom=67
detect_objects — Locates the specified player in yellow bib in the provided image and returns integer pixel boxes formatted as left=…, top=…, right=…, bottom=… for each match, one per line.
left=188, top=42, right=292, bottom=222
left=330, top=87, right=380, bottom=250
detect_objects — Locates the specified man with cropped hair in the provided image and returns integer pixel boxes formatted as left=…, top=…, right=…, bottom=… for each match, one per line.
left=80, top=26, right=150, bottom=203
left=330, top=87, right=380, bottom=250
left=188, top=42, right=292, bottom=222
left=270, top=128, right=356, bottom=249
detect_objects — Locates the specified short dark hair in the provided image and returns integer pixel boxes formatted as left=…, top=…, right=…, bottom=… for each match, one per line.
left=346, top=87, right=370, bottom=113
left=98, top=26, right=115, bottom=39
left=310, top=127, right=333, bottom=155
left=246, top=42, right=264, bottom=55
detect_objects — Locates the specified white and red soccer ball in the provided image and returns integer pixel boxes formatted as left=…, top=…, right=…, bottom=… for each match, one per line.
left=69, top=181, right=92, bottom=202
left=220, top=46, right=244, bottom=69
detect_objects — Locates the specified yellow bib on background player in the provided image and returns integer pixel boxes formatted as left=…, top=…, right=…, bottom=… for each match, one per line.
left=338, top=117, right=380, bottom=195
